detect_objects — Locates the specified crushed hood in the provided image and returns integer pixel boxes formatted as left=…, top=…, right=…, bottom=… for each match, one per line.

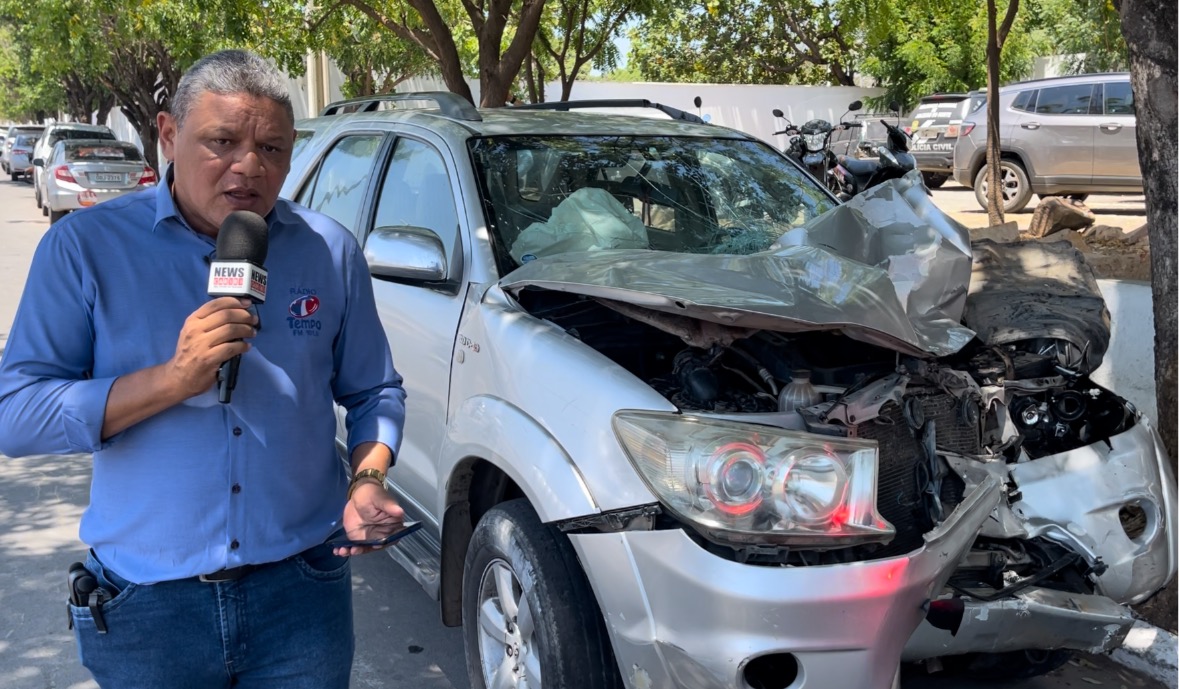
left=501, top=170, right=976, bottom=357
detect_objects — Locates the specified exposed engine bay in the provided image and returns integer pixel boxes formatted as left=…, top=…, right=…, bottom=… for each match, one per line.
left=513, top=278, right=1138, bottom=600
left=501, top=176, right=1169, bottom=621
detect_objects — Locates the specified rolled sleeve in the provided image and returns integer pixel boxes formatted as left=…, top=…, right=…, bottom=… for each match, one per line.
left=331, top=240, right=406, bottom=461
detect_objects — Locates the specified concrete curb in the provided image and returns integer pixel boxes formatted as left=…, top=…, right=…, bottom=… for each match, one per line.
left=1109, top=620, right=1178, bottom=686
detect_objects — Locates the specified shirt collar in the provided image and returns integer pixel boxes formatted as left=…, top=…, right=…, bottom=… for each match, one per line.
left=152, top=165, right=184, bottom=233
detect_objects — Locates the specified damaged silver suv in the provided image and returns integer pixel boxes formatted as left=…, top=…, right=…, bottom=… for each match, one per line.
left=283, top=94, right=1176, bottom=689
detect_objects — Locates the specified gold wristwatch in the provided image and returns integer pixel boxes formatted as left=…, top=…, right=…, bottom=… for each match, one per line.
left=347, top=468, right=386, bottom=500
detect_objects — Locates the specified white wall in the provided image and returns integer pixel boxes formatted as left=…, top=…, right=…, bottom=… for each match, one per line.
left=545, top=82, right=883, bottom=147
left=285, top=61, right=881, bottom=148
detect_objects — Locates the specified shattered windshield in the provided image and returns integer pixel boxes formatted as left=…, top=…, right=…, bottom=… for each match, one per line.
left=469, top=135, right=836, bottom=268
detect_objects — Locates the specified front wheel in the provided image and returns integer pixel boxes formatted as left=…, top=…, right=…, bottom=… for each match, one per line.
left=974, top=161, right=1032, bottom=213
left=463, top=499, right=622, bottom=689
left=922, top=172, right=949, bottom=189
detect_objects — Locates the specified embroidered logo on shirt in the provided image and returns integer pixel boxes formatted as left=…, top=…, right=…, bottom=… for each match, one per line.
left=288, top=295, right=320, bottom=318
left=287, top=290, right=323, bottom=337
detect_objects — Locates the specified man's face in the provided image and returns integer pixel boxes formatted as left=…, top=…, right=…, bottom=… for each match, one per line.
left=158, top=91, right=294, bottom=237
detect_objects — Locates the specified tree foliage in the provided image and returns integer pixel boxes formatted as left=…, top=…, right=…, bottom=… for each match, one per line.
left=854, top=0, right=1043, bottom=109
left=527, top=0, right=656, bottom=101
left=628, top=0, right=859, bottom=85
left=308, top=4, right=436, bottom=98
left=312, top=0, right=547, bottom=107
left=1033, top=0, right=1127, bottom=73
left=0, top=0, right=309, bottom=169
left=0, top=25, right=63, bottom=122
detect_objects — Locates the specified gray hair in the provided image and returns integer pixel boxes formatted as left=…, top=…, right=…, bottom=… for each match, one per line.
left=170, top=50, right=294, bottom=129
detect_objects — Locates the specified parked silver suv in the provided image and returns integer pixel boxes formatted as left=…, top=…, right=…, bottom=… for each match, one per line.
left=953, top=73, right=1141, bottom=212
left=284, top=94, right=1174, bottom=689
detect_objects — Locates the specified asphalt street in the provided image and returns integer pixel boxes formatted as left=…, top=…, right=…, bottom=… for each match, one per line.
left=0, top=176, right=1159, bottom=688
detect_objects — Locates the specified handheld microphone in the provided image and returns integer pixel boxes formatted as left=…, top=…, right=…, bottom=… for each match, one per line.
left=207, top=210, right=269, bottom=404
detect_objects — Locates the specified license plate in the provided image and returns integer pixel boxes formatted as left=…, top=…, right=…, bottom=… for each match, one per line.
left=92, top=173, right=122, bottom=183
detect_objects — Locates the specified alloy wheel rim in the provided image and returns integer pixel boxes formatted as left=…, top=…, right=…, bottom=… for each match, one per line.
left=477, top=559, right=541, bottom=689
left=979, top=165, right=1022, bottom=208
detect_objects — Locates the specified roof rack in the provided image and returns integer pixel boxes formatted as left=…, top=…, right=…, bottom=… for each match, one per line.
left=319, top=92, right=482, bottom=122
left=510, top=99, right=707, bottom=124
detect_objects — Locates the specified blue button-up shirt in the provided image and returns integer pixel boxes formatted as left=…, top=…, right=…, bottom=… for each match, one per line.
left=0, top=180, right=406, bottom=583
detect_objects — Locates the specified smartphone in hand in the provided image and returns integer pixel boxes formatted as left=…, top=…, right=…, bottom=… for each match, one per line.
left=326, top=520, right=423, bottom=548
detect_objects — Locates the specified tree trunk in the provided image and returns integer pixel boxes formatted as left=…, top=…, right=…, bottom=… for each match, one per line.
left=1114, top=0, right=1178, bottom=635
left=984, top=0, right=1005, bottom=227
left=524, top=53, right=540, bottom=104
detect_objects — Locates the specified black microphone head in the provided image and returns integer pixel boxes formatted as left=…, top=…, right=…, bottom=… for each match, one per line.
left=216, top=211, right=269, bottom=265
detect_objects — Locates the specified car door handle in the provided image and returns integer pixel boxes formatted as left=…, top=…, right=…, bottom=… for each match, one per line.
left=1020, top=122, right=1040, bottom=130
left=1099, top=122, right=1123, bottom=132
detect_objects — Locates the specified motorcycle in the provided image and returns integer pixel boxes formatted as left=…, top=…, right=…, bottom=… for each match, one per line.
left=773, top=101, right=866, bottom=196
left=833, top=101, right=920, bottom=200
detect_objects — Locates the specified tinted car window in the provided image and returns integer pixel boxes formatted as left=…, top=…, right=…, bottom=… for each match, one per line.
left=1034, top=85, right=1096, bottom=114
left=373, top=138, right=460, bottom=258
left=1104, top=82, right=1134, bottom=115
left=1011, top=90, right=1036, bottom=112
left=64, top=143, right=142, bottom=161
left=51, top=129, right=116, bottom=146
left=303, top=134, right=385, bottom=232
left=14, top=135, right=38, bottom=147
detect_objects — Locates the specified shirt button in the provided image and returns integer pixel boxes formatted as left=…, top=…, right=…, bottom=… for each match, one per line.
left=231, top=484, right=241, bottom=494
left=230, top=540, right=240, bottom=550
left=233, top=427, right=243, bottom=436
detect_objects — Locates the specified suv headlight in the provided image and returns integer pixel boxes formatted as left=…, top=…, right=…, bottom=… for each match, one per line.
left=613, top=411, right=895, bottom=547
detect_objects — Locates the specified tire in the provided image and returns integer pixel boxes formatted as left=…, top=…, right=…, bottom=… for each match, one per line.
left=463, top=499, right=622, bottom=689
left=9, top=172, right=17, bottom=182
left=41, top=203, right=48, bottom=217
left=974, top=160, right=1032, bottom=213
left=35, top=186, right=42, bottom=209
left=922, top=172, right=949, bottom=189
left=935, top=649, right=1074, bottom=680
left=49, top=208, right=68, bottom=224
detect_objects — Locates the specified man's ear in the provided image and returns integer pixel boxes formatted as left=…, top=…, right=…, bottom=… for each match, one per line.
left=157, top=111, right=178, bottom=163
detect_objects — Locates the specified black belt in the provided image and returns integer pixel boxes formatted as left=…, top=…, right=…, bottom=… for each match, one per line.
left=198, top=562, right=273, bottom=583
left=196, top=546, right=315, bottom=583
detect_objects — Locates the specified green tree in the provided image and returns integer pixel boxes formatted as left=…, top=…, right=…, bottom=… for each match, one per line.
left=856, top=0, right=1043, bottom=110
left=1034, top=0, right=1127, bottom=73
left=0, top=0, right=307, bottom=170
left=312, top=0, right=548, bottom=107
left=0, top=26, right=63, bottom=122
left=528, top=0, right=655, bottom=102
left=308, top=5, right=435, bottom=99
left=628, top=0, right=859, bottom=85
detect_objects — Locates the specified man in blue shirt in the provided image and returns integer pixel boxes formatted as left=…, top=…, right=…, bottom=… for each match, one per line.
left=0, top=50, right=406, bottom=688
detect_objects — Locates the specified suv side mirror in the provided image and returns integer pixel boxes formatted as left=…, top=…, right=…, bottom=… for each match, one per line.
left=32, top=158, right=43, bottom=167
left=364, top=225, right=448, bottom=283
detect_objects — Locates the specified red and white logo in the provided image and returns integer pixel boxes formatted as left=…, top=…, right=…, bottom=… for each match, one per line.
left=288, top=295, right=320, bottom=318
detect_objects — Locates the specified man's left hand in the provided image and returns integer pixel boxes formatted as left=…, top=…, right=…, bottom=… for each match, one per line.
left=333, top=481, right=406, bottom=557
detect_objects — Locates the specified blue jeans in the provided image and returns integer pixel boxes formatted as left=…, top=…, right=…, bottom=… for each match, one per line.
left=68, top=546, right=354, bottom=689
